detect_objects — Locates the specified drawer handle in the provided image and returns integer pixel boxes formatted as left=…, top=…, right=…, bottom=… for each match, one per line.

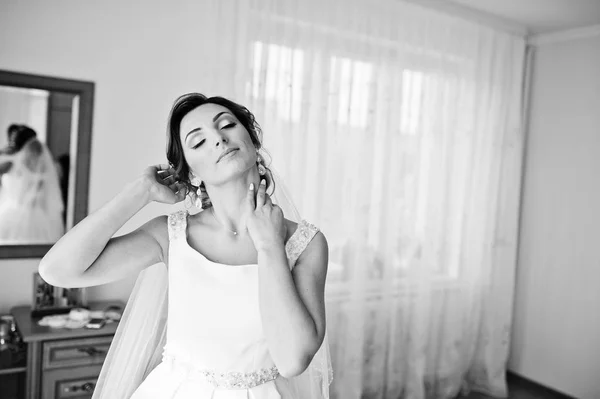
left=76, top=347, right=106, bottom=356
left=64, top=382, right=95, bottom=393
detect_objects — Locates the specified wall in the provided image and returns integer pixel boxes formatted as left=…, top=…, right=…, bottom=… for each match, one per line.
left=0, top=1, right=224, bottom=314
left=509, top=34, right=600, bottom=399
left=3, top=4, right=599, bottom=396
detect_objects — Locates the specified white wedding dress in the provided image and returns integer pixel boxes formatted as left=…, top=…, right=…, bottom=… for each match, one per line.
left=129, top=209, right=320, bottom=399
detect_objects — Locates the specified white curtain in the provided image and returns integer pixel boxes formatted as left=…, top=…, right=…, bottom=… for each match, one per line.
left=194, top=1, right=527, bottom=397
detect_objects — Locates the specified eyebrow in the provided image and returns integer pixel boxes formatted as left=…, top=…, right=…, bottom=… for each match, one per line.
left=184, top=111, right=230, bottom=142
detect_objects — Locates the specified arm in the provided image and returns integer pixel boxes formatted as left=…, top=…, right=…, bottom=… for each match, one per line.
left=257, top=231, right=329, bottom=378
left=39, top=165, right=184, bottom=288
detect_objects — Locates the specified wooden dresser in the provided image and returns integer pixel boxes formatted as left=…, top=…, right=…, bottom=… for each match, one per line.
left=10, top=301, right=124, bottom=399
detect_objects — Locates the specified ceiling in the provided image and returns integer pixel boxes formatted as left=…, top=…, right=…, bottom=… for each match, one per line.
left=447, top=0, right=600, bottom=35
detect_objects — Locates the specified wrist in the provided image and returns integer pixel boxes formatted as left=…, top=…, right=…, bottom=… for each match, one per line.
left=257, top=239, right=285, bottom=256
left=123, top=177, right=152, bottom=207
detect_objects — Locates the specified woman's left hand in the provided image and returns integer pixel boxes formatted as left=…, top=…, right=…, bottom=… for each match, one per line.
left=246, top=179, right=286, bottom=252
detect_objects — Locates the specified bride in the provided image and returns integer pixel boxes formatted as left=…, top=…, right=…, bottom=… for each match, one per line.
left=0, top=124, right=65, bottom=244
left=39, top=93, right=332, bottom=398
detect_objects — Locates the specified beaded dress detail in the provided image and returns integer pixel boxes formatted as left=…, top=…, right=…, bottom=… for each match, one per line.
left=129, top=209, right=320, bottom=399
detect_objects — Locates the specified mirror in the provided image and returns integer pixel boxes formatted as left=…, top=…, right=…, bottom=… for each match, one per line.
left=0, top=70, right=94, bottom=258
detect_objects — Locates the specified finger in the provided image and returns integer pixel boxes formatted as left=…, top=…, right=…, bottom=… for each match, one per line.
left=157, top=171, right=176, bottom=181
left=175, top=184, right=187, bottom=199
left=170, top=185, right=186, bottom=203
left=168, top=192, right=180, bottom=205
left=157, top=166, right=176, bottom=175
left=246, top=182, right=255, bottom=209
left=256, top=179, right=266, bottom=208
left=264, top=193, right=272, bottom=207
left=155, top=164, right=171, bottom=171
left=162, top=175, right=177, bottom=185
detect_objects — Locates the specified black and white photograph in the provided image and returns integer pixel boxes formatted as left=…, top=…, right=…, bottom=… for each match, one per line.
left=0, top=1, right=599, bottom=399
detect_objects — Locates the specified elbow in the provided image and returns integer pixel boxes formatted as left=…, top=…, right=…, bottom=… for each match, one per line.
left=38, top=261, right=74, bottom=288
left=278, top=327, right=326, bottom=378
left=38, top=261, right=60, bottom=287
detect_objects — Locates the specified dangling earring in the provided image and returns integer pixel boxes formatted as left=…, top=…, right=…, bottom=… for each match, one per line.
left=189, top=174, right=203, bottom=209
left=195, top=183, right=203, bottom=208
left=184, top=194, right=193, bottom=209
left=257, top=155, right=266, bottom=176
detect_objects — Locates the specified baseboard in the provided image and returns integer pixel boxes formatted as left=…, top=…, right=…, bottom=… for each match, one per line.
left=506, top=371, right=578, bottom=399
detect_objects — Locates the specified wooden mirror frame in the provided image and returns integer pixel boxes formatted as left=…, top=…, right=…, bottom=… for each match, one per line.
left=0, top=70, right=94, bottom=259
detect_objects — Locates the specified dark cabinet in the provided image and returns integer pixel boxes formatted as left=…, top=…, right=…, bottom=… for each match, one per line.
left=42, top=363, right=102, bottom=399
left=9, top=302, right=123, bottom=399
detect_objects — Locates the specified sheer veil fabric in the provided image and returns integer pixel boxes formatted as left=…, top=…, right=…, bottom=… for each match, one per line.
left=92, top=163, right=333, bottom=399
left=0, top=138, right=65, bottom=243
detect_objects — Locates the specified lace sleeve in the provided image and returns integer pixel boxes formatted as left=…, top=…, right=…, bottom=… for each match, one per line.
left=167, top=210, right=188, bottom=241
left=285, top=220, right=320, bottom=268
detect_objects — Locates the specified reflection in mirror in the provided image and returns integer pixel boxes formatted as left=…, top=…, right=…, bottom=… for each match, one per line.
left=0, top=70, right=93, bottom=259
left=0, top=86, right=78, bottom=245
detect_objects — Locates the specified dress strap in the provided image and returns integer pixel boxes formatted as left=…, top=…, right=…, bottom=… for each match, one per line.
left=285, top=220, right=320, bottom=267
left=167, top=210, right=188, bottom=241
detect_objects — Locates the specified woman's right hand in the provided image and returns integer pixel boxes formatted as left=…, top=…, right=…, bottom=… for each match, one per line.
left=141, top=164, right=187, bottom=204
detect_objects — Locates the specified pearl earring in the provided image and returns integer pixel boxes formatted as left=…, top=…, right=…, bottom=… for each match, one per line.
left=257, top=155, right=266, bottom=175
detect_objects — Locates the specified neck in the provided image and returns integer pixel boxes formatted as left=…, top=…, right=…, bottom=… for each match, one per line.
left=204, top=170, right=261, bottom=235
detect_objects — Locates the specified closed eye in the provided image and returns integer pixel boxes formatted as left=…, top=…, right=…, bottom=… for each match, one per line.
left=191, top=123, right=236, bottom=149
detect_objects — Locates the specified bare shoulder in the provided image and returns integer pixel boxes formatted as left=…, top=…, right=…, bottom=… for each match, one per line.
left=299, top=230, right=329, bottom=264
left=138, top=214, right=170, bottom=264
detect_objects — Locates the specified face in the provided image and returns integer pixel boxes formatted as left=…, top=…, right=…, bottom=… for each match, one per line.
left=179, top=103, right=257, bottom=185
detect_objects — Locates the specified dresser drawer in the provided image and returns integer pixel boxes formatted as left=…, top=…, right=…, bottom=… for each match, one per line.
left=42, top=336, right=113, bottom=370
left=42, top=364, right=102, bottom=399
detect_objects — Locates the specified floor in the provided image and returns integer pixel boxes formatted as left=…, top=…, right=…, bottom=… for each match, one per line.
left=0, top=370, right=575, bottom=399
left=463, top=374, right=574, bottom=399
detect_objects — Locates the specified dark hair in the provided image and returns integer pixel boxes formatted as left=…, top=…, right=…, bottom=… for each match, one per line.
left=6, top=124, right=37, bottom=154
left=166, top=93, right=274, bottom=209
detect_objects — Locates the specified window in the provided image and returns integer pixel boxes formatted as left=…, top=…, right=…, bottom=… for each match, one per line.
left=251, top=41, right=304, bottom=122
left=327, top=56, right=373, bottom=128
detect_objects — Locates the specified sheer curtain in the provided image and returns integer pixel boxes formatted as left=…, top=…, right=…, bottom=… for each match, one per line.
left=195, top=0, right=526, bottom=397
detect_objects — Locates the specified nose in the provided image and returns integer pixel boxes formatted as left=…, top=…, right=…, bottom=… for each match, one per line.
left=214, top=134, right=228, bottom=147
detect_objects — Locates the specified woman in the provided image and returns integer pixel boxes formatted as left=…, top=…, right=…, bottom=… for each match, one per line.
left=0, top=125, right=65, bottom=244
left=39, top=93, right=332, bottom=398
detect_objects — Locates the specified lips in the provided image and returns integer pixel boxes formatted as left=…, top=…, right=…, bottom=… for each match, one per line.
left=217, top=148, right=238, bottom=163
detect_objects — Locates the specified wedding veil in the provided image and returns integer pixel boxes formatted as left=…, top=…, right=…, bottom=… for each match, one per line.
left=0, top=137, right=65, bottom=243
